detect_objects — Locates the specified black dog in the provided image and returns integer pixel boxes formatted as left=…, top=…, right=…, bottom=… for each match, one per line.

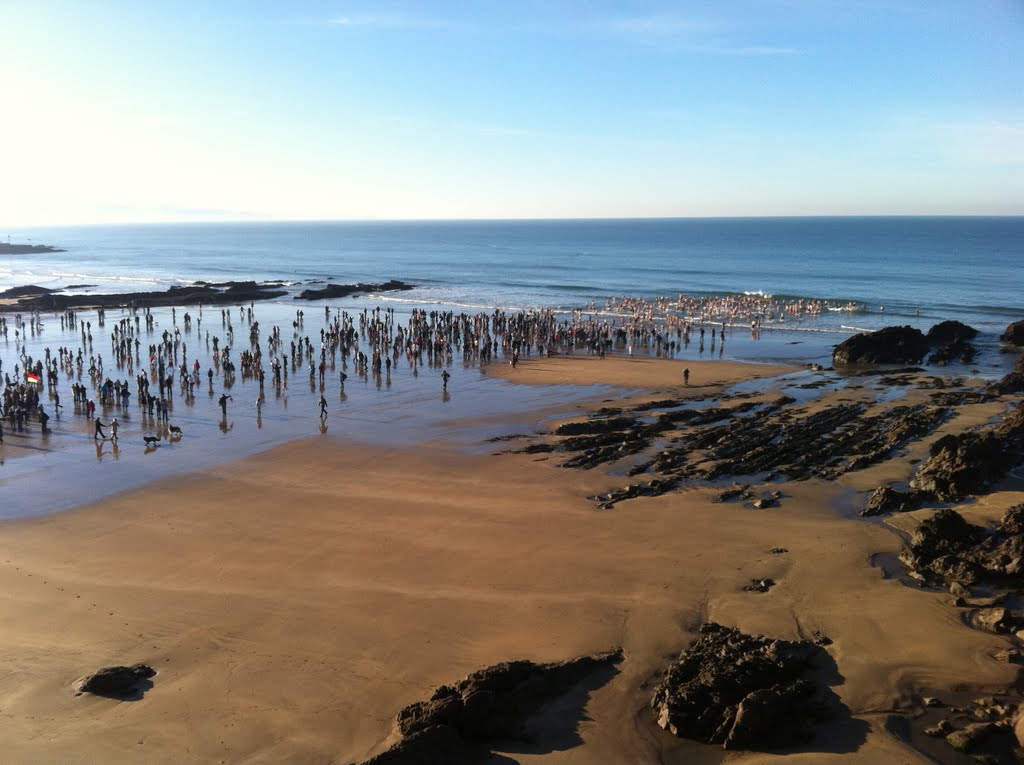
left=168, top=425, right=183, bottom=437
left=143, top=436, right=161, bottom=447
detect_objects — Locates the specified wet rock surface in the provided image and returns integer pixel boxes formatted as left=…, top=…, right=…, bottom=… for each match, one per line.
left=898, top=504, right=1024, bottom=588
left=521, top=373, right=965, bottom=508
left=833, top=322, right=980, bottom=367
left=861, top=486, right=924, bottom=517
left=833, top=326, right=931, bottom=366
left=354, top=650, right=622, bottom=765
left=650, top=623, right=833, bottom=750
left=910, top=403, right=1024, bottom=501
left=77, top=664, right=156, bottom=698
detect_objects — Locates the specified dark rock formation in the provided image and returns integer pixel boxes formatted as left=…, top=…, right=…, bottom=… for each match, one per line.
left=833, top=326, right=930, bottom=366
left=354, top=650, right=622, bottom=765
left=78, top=663, right=155, bottom=697
left=988, top=370, right=1024, bottom=396
left=0, top=284, right=56, bottom=298
left=5, top=281, right=288, bottom=311
left=910, top=404, right=1024, bottom=501
left=650, top=623, right=832, bottom=750
left=554, top=417, right=636, bottom=436
left=0, top=243, right=65, bottom=254
left=860, top=486, right=924, bottom=517
left=834, top=322, right=980, bottom=367
left=743, top=578, right=776, bottom=593
left=355, top=725, right=480, bottom=765
left=296, top=280, right=413, bottom=300
left=926, top=320, right=979, bottom=346
left=899, top=504, right=1024, bottom=588
left=1002, top=320, right=1024, bottom=346
left=946, top=722, right=997, bottom=752
left=928, top=339, right=977, bottom=365
left=715, top=484, right=753, bottom=503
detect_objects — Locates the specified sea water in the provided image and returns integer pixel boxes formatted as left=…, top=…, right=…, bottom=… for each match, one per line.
left=3, top=217, right=1021, bottom=339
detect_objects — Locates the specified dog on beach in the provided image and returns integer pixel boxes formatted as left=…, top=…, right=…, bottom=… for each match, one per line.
left=168, top=425, right=183, bottom=437
left=143, top=436, right=161, bottom=447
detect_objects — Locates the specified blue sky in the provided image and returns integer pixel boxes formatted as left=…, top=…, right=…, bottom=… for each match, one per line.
left=1, top=0, right=1021, bottom=223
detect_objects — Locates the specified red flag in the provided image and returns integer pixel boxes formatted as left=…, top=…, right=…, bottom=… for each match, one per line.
left=25, top=372, right=41, bottom=384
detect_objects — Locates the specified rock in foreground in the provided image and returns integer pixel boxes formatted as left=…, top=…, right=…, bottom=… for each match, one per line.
left=899, top=504, right=1024, bottom=588
left=355, top=649, right=622, bottom=765
left=650, top=623, right=832, bottom=750
left=78, top=664, right=156, bottom=697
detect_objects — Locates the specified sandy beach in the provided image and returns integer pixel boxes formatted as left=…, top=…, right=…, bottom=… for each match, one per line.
left=2, top=352, right=1021, bottom=764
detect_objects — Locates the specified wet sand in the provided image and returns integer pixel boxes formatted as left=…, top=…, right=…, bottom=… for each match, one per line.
left=1, top=354, right=1020, bottom=764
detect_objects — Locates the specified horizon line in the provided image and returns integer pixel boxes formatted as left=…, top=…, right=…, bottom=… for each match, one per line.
left=6, top=213, right=1024, bottom=229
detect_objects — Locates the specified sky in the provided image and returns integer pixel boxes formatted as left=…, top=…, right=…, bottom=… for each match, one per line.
left=0, top=0, right=1021, bottom=224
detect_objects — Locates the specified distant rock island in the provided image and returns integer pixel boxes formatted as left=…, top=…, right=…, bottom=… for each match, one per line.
left=0, top=242, right=66, bottom=254
left=0, top=279, right=415, bottom=311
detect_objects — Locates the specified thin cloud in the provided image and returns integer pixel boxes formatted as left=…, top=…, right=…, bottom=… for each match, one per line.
left=328, top=13, right=449, bottom=30
left=715, top=45, right=800, bottom=56
left=597, top=13, right=798, bottom=55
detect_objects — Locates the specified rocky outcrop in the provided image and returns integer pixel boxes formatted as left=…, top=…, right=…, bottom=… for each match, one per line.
left=0, top=284, right=56, bottom=298
left=927, top=320, right=979, bottom=346
left=927, top=321, right=980, bottom=365
left=354, top=650, right=622, bottom=765
left=899, top=504, right=1024, bottom=588
left=6, top=281, right=289, bottom=311
left=296, top=280, right=413, bottom=300
left=355, top=725, right=479, bottom=765
left=77, top=664, right=156, bottom=697
left=650, top=623, right=831, bottom=750
left=0, top=243, right=65, bottom=254
left=1003, top=320, right=1024, bottom=347
left=860, top=486, right=924, bottom=517
left=898, top=508, right=986, bottom=585
left=988, top=371, right=1024, bottom=396
left=910, top=403, right=1024, bottom=501
left=833, top=326, right=930, bottom=366
left=834, top=322, right=981, bottom=367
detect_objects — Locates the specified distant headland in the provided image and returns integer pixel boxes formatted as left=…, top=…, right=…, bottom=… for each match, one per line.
left=0, top=242, right=66, bottom=254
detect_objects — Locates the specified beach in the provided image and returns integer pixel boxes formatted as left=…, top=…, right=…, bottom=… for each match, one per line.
left=2, top=350, right=1022, bottom=764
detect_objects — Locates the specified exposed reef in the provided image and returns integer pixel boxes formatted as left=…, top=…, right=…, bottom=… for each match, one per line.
left=296, top=279, right=414, bottom=300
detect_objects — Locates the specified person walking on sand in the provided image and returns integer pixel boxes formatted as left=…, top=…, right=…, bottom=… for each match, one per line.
left=94, top=418, right=107, bottom=440
left=683, top=367, right=690, bottom=386
left=110, top=417, right=119, bottom=442
left=218, top=393, right=232, bottom=417
left=441, top=369, right=451, bottom=390
left=319, top=394, right=328, bottom=418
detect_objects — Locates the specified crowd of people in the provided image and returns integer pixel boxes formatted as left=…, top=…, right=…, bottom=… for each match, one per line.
left=0, top=290, right=854, bottom=451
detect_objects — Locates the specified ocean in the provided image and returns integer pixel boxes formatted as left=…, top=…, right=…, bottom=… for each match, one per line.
left=3, top=217, right=1021, bottom=339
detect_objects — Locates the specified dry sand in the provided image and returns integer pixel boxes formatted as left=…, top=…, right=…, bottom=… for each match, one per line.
left=0, top=356, right=1017, bottom=764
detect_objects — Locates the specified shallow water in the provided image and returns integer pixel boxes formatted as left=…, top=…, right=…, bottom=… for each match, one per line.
left=1, top=300, right=633, bottom=519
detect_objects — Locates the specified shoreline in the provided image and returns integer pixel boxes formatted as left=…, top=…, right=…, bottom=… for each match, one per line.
left=1, top=349, right=1023, bottom=763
